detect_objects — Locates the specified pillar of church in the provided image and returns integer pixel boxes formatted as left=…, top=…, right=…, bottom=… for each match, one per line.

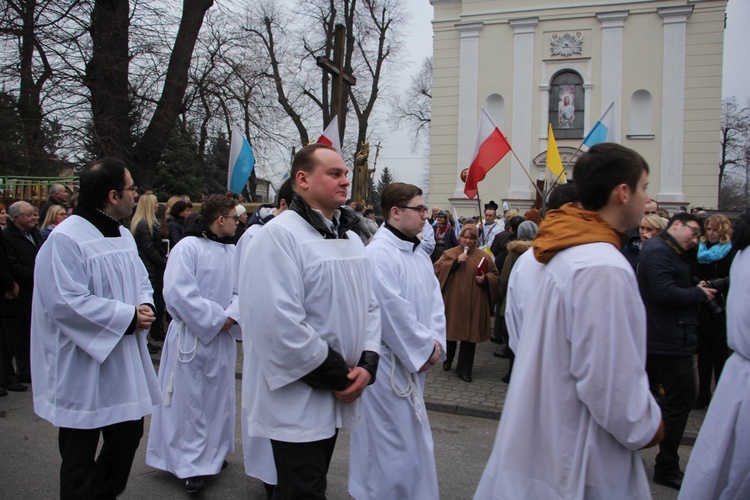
left=658, top=5, right=693, bottom=203
left=453, top=22, right=483, bottom=198
left=507, top=17, right=539, bottom=202
left=597, top=11, right=629, bottom=142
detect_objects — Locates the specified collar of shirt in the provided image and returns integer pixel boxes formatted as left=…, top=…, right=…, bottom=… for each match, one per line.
left=384, top=222, right=421, bottom=251
left=73, top=205, right=122, bottom=237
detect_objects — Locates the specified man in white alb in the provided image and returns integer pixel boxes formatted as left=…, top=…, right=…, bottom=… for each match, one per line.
left=31, top=158, right=161, bottom=499
left=349, top=182, right=445, bottom=499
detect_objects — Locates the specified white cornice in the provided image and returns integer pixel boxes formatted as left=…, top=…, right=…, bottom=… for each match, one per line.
left=658, top=5, right=694, bottom=24
left=510, top=17, right=539, bottom=34
left=597, top=11, right=629, bottom=28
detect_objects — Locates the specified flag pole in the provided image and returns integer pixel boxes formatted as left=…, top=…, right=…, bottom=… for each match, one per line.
left=550, top=142, right=584, bottom=187
left=510, top=149, right=545, bottom=199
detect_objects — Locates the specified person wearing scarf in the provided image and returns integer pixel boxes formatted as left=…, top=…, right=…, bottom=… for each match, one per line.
left=475, top=143, right=663, bottom=498
left=693, top=214, right=734, bottom=409
left=146, top=195, right=241, bottom=494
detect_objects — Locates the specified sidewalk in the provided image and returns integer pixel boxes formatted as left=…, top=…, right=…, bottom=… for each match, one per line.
left=153, top=337, right=705, bottom=445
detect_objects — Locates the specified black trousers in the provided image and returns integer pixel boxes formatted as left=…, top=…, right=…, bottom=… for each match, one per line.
left=1, top=315, right=30, bottom=384
left=696, top=334, right=729, bottom=403
left=646, top=354, right=694, bottom=474
left=446, top=341, right=477, bottom=377
left=270, top=431, right=338, bottom=500
left=58, top=418, right=144, bottom=500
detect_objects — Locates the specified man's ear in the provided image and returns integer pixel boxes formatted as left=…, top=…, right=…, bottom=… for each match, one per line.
left=295, top=170, right=309, bottom=191
left=613, top=183, right=630, bottom=206
left=389, top=206, right=401, bottom=222
left=107, top=189, right=120, bottom=206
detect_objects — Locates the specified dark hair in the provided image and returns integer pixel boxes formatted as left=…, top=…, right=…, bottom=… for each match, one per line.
left=291, top=144, right=337, bottom=187
left=201, top=194, right=236, bottom=225
left=732, top=209, right=750, bottom=251
left=509, top=215, right=525, bottom=234
left=546, top=183, right=579, bottom=211
left=666, top=212, right=702, bottom=234
left=573, top=144, right=649, bottom=211
left=380, top=182, right=423, bottom=222
left=77, top=157, right=128, bottom=210
left=169, top=200, right=191, bottom=219
left=364, top=208, right=375, bottom=217
left=277, top=178, right=294, bottom=209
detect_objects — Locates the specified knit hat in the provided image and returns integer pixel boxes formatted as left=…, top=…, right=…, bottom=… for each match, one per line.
left=235, top=205, right=247, bottom=217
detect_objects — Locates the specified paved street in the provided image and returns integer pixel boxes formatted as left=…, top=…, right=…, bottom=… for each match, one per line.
left=1, top=342, right=695, bottom=499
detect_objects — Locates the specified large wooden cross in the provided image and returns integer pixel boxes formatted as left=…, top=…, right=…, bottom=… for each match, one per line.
left=316, top=24, right=357, bottom=143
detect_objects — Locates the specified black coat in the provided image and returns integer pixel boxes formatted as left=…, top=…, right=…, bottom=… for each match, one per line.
left=638, top=233, right=706, bottom=356
left=1, top=221, right=42, bottom=317
left=694, top=244, right=734, bottom=339
left=133, top=220, right=167, bottom=290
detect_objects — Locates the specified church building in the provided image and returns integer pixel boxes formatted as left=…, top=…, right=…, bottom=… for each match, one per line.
left=428, top=0, right=728, bottom=213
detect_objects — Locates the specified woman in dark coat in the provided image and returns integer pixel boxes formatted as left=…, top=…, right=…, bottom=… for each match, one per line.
left=693, top=214, right=734, bottom=409
left=131, top=194, right=167, bottom=349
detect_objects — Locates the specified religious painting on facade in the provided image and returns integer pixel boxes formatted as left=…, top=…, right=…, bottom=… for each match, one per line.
left=557, top=86, right=575, bottom=129
left=549, top=71, right=584, bottom=139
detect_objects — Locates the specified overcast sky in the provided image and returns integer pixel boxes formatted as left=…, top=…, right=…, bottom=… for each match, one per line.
left=380, top=0, right=749, bottom=188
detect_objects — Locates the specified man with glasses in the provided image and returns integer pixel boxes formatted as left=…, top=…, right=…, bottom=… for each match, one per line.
left=638, top=212, right=717, bottom=490
left=238, top=144, right=380, bottom=499
left=31, top=158, right=160, bottom=499
left=147, top=194, right=241, bottom=494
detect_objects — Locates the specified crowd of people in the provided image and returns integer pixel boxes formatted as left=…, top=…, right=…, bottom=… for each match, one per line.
left=0, top=141, right=748, bottom=498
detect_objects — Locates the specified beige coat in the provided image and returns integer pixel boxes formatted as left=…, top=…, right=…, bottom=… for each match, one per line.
left=435, top=245, right=500, bottom=343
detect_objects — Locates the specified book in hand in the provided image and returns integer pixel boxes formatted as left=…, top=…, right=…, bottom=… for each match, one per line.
left=476, top=256, right=487, bottom=277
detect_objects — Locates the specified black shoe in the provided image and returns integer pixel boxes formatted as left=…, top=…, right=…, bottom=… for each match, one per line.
left=442, top=361, right=452, bottom=371
left=493, top=347, right=511, bottom=359
left=5, top=382, right=27, bottom=392
left=0, top=388, right=7, bottom=397
left=653, top=470, right=683, bottom=490
left=186, top=476, right=205, bottom=493
left=458, top=374, right=473, bottom=383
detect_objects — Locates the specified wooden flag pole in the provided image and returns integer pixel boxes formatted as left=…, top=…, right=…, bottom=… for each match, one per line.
left=510, top=149, right=545, bottom=199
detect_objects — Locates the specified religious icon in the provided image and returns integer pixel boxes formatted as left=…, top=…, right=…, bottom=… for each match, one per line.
left=557, top=86, right=575, bottom=129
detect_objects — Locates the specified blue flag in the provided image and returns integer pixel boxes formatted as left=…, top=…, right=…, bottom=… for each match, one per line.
left=582, top=102, right=615, bottom=147
left=227, top=123, right=256, bottom=194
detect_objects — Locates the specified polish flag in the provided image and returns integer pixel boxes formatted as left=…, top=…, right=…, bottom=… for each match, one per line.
left=316, top=117, right=342, bottom=154
left=464, top=108, right=512, bottom=199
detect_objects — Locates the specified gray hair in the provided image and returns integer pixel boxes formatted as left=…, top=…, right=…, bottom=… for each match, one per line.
left=8, top=201, right=32, bottom=218
left=517, top=220, right=539, bottom=240
left=49, top=184, right=66, bottom=196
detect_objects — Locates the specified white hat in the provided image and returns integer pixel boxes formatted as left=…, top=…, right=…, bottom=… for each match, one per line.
left=235, top=205, right=247, bottom=217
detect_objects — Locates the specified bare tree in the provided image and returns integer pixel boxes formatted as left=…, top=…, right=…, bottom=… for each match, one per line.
left=393, top=56, right=431, bottom=151
left=719, top=98, right=750, bottom=192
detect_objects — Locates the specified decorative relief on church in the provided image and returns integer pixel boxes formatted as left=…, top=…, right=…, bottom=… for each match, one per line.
left=550, top=33, right=583, bottom=57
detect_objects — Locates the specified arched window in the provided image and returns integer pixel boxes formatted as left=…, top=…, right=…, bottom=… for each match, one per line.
left=549, top=71, right=584, bottom=139
left=485, top=94, right=505, bottom=129
left=630, top=90, right=653, bottom=136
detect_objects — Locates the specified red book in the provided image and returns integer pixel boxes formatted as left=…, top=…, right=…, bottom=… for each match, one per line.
left=476, top=256, right=487, bottom=277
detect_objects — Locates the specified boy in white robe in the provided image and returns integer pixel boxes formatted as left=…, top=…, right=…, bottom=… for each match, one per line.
left=31, top=158, right=161, bottom=499
left=680, top=214, right=750, bottom=499
left=349, top=182, right=446, bottom=499
left=475, top=143, right=664, bottom=499
left=237, top=144, right=381, bottom=499
left=146, top=195, right=241, bottom=494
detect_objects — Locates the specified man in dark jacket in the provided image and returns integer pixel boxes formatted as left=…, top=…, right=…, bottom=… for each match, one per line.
left=1, top=201, right=42, bottom=389
left=638, top=212, right=715, bottom=490
left=39, top=183, right=69, bottom=222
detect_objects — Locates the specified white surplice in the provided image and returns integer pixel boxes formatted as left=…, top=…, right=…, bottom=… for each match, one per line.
left=504, top=249, right=544, bottom=353
left=237, top=210, right=381, bottom=444
left=234, top=223, right=277, bottom=484
left=475, top=242, right=662, bottom=499
left=146, top=236, right=240, bottom=479
left=348, top=227, right=446, bottom=499
left=680, top=248, right=750, bottom=499
left=31, top=215, right=161, bottom=429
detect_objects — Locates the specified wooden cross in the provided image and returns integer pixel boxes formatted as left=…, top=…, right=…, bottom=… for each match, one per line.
left=316, top=24, right=357, bottom=145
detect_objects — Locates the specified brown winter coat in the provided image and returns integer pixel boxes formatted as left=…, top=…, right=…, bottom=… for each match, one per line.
left=498, top=239, right=533, bottom=316
left=434, top=246, right=500, bottom=343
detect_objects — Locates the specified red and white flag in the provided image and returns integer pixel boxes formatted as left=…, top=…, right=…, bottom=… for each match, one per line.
left=463, top=108, right=512, bottom=199
left=316, top=117, right=342, bottom=154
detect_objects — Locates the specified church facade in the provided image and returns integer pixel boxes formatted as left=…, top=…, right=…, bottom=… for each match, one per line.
left=429, top=0, right=728, bottom=214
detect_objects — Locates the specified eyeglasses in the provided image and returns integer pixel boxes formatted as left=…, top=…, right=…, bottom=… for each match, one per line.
left=685, top=224, right=702, bottom=238
left=216, top=214, right=239, bottom=222
left=120, top=185, right=138, bottom=193
left=398, top=205, right=429, bottom=214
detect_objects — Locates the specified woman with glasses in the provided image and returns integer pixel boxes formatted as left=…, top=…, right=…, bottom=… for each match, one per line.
left=622, top=213, right=667, bottom=272
left=39, top=205, right=67, bottom=242
left=434, top=224, right=500, bottom=382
